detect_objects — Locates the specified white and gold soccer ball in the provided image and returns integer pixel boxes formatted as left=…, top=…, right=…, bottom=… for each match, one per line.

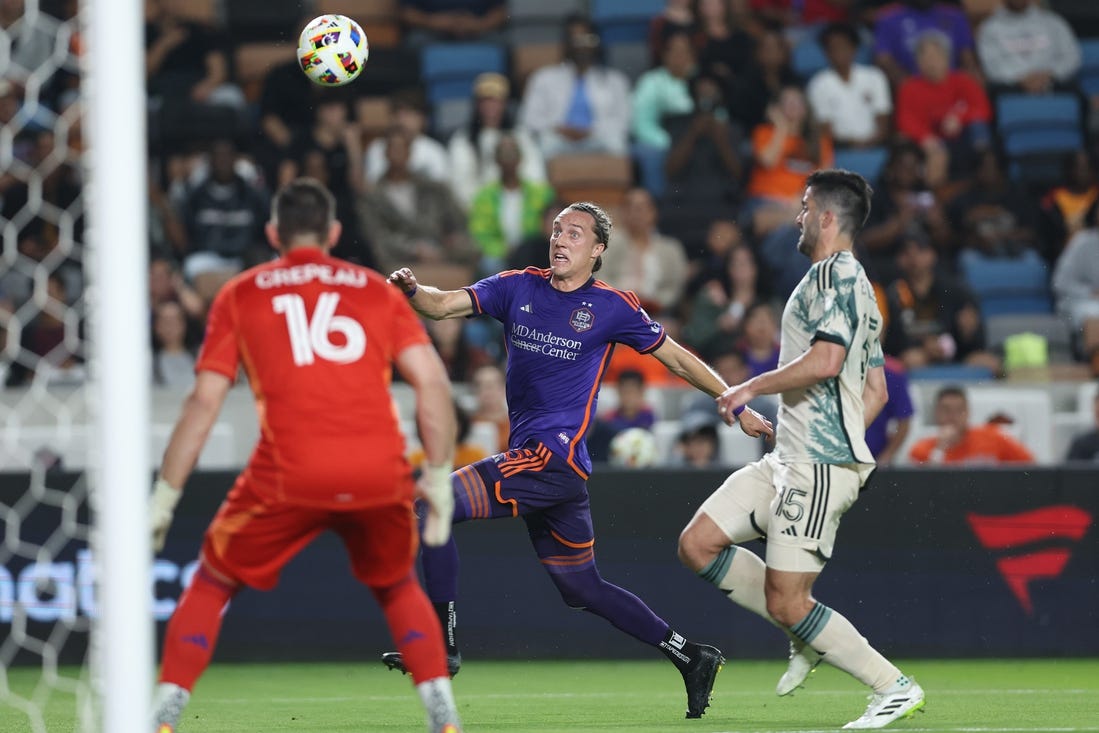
left=609, top=427, right=658, bottom=468
left=297, top=15, right=369, bottom=87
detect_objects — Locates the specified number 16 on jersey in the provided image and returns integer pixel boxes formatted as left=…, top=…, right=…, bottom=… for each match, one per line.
left=273, top=292, right=366, bottom=366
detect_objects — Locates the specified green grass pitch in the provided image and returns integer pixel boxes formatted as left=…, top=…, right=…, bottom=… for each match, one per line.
left=5, top=658, right=1098, bottom=732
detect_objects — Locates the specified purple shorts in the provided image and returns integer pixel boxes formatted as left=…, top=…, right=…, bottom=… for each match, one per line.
left=452, top=441, right=595, bottom=572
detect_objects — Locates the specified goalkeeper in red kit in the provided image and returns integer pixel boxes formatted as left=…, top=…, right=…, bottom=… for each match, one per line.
left=149, top=178, right=463, bottom=733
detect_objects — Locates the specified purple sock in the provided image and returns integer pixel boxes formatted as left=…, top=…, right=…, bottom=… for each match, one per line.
left=549, top=567, right=670, bottom=646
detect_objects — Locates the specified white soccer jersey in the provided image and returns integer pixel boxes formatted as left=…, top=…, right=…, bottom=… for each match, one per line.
left=774, top=250, right=884, bottom=465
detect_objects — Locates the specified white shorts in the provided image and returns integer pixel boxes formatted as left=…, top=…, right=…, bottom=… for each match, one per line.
left=698, top=452, right=872, bottom=573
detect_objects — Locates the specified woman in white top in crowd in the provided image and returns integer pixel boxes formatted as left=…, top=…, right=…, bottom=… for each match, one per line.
left=448, top=72, right=546, bottom=209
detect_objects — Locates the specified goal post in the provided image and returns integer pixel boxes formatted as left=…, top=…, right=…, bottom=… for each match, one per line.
left=83, top=0, right=154, bottom=730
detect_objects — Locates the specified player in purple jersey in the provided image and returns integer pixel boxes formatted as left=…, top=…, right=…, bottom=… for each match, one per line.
left=381, top=201, right=773, bottom=719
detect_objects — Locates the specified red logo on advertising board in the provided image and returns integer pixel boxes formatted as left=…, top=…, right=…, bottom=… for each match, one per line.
left=966, top=506, right=1092, bottom=615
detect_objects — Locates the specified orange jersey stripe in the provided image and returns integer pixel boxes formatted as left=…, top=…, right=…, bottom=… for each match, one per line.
left=592, top=280, right=641, bottom=310
left=566, top=343, right=613, bottom=477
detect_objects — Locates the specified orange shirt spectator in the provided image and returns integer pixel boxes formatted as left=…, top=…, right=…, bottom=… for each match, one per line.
left=908, top=385, right=1035, bottom=465
left=748, top=125, right=834, bottom=199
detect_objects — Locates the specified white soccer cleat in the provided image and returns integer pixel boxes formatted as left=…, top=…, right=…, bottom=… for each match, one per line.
left=776, top=641, right=822, bottom=696
left=842, top=681, right=925, bottom=729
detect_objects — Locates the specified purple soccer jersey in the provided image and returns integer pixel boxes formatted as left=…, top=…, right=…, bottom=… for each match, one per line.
left=464, top=268, right=666, bottom=477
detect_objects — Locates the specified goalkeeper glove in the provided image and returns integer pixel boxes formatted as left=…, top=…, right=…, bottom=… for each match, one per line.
left=150, top=478, right=182, bottom=552
left=418, top=463, right=454, bottom=547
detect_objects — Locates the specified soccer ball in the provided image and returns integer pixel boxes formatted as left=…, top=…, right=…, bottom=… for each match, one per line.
left=609, top=428, right=658, bottom=468
left=297, top=15, right=369, bottom=87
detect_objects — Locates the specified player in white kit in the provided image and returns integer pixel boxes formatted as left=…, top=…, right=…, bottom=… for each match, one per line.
left=678, top=169, right=925, bottom=729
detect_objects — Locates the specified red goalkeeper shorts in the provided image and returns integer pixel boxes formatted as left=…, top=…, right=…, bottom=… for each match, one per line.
left=200, top=479, right=418, bottom=591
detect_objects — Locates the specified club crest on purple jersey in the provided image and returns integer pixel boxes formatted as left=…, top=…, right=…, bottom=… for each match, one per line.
left=570, top=307, right=594, bottom=333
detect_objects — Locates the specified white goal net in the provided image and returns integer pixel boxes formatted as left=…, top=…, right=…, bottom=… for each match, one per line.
left=2, top=0, right=152, bottom=731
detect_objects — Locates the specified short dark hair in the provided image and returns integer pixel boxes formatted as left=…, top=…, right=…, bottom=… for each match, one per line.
left=818, top=22, right=860, bottom=49
left=805, top=169, right=873, bottom=236
left=617, top=369, right=645, bottom=388
left=273, top=178, right=335, bottom=246
left=935, top=384, right=968, bottom=404
left=564, top=201, right=612, bottom=273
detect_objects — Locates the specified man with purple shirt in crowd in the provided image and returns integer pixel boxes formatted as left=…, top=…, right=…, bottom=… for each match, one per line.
left=864, top=353, right=915, bottom=466
left=873, top=0, right=982, bottom=88
left=383, top=201, right=774, bottom=719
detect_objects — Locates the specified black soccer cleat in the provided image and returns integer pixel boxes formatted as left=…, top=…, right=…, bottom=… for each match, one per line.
left=681, top=644, right=725, bottom=719
left=381, top=651, right=462, bottom=678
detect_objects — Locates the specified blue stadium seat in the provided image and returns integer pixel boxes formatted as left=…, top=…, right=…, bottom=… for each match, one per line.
left=591, top=0, right=664, bottom=45
left=996, top=93, right=1082, bottom=157
left=1079, top=38, right=1099, bottom=96
left=420, top=44, right=507, bottom=104
left=959, top=249, right=1054, bottom=318
left=834, top=147, right=888, bottom=184
left=907, top=364, right=995, bottom=381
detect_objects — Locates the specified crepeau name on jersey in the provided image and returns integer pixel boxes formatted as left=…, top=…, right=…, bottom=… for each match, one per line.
left=255, top=264, right=367, bottom=290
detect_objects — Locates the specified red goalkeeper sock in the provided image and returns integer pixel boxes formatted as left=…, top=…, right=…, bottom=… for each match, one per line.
left=159, top=566, right=238, bottom=690
left=373, top=572, right=448, bottom=684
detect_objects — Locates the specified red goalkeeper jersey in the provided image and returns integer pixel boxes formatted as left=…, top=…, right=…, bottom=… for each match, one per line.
left=197, top=247, right=429, bottom=509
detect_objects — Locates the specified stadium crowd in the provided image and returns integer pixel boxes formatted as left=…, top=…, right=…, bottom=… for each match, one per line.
left=1, top=0, right=1098, bottom=464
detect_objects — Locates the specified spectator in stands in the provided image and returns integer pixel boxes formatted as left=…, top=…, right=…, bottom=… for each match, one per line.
left=632, top=31, right=697, bottom=196
left=600, top=187, right=689, bottom=317
left=410, top=399, right=489, bottom=471
left=859, top=142, right=952, bottom=282
left=19, top=272, right=84, bottom=387
left=674, top=409, right=722, bottom=468
left=148, top=256, right=204, bottom=325
left=400, top=0, right=507, bottom=45
left=750, top=0, right=852, bottom=30
left=364, top=89, right=449, bottom=185
left=470, top=363, right=509, bottom=453
left=355, top=127, right=478, bottom=280
left=662, top=71, right=744, bottom=226
left=254, top=58, right=316, bottom=186
left=448, top=73, right=546, bottom=211
left=807, top=22, right=892, bottom=149
left=648, top=0, right=695, bottom=66
left=1052, top=210, right=1099, bottom=377
left=0, top=219, right=82, bottom=315
left=746, top=85, right=833, bottom=238
left=148, top=172, right=187, bottom=260
left=178, top=137, right=269, bottom=303
left=144, top=0, right=244, bottom=146
left=507, top=199, right=560, bottom=272
left=685, top=218, right=745, bottom=290
left=151, top=300, right=197, bottom=389
left=682, top=346, right=778, bottom=460
left=468, top=134, right=556, bottom=274
left=520, top=15, right=632, bottom=159
left=737, top=301, right=781, bottom=377
left=883, top=232, right=1000, bottom=374
left=1041, top=150, right=1099, bottom=260
left=896, top=30, right=992, bottom=185
left=279, top=93, right=370, bottom=263
left=865, top=331, right=915, bottom=466
left=872, top=0, right=981, bottom=88
left=693, top=0, right=756, bottom=94
left=1065, top=391, right=1099, bottom=462
left=908, top=385, right=1034, bottom=464
left=683, top=243, right=762, bottom=355
left=946, top=148, right=1042, bottom=258
left=728, top=28, right=798, bottom=135
left=587, top=370, right=658, bottom=463
left=977, top=0, right=1081, bottom=97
